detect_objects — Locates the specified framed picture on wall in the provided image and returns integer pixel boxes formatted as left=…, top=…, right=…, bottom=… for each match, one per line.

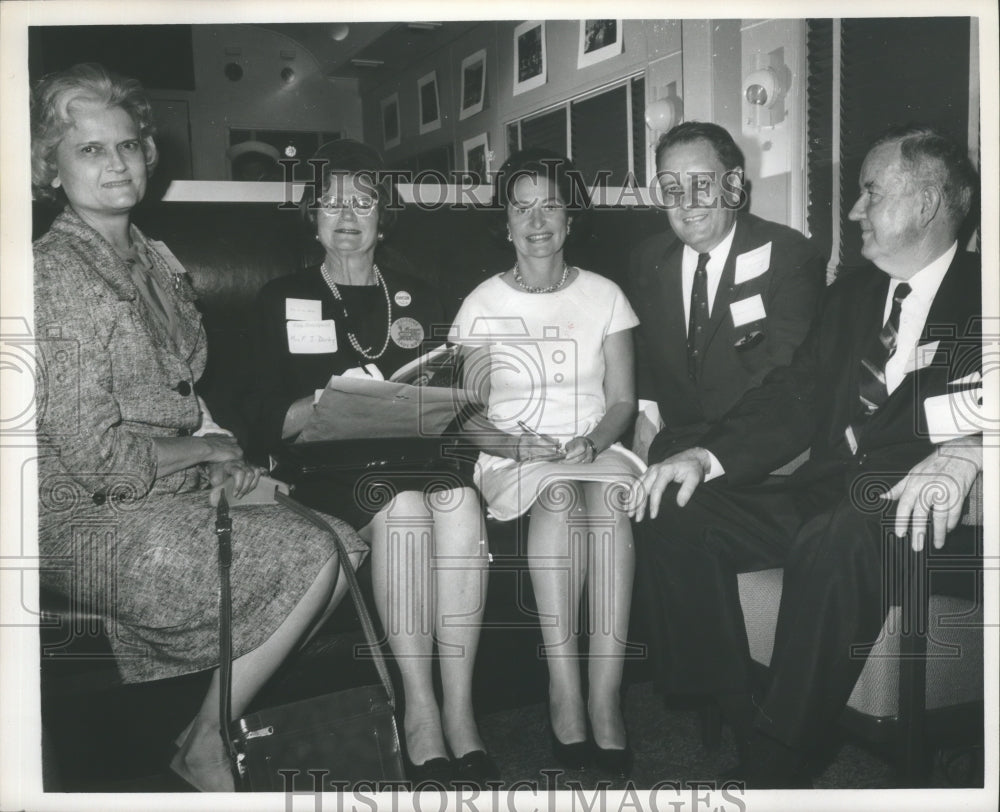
left=459, top=49, right=487, bottom=120
left=463, top=132, right=490, bottom=184
left=417, top=71, right=441, bottom=134
left=577, top=20, right=623, bottom=68
left=381, top=93, right=400, bottom=150
left=513, top=20, right=546, bottom=96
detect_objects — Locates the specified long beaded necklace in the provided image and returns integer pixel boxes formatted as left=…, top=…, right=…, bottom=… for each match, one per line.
left=320, top=261, right=392, bottom=360
left=512, top=262, right=570, bottom=293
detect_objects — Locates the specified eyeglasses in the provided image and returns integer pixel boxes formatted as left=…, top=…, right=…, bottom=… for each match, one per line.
left=317, top=195, right=378, bottom=215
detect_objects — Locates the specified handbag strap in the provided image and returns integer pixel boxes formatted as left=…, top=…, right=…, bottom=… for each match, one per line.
left=214, top=491, right=240, bottom=782
left=273, top=490, right=397, bottom=709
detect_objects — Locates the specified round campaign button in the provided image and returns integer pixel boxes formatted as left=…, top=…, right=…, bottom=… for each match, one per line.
left=394, top=290, right=412, bottom=307
left=390, top=317, right=424, bottom=349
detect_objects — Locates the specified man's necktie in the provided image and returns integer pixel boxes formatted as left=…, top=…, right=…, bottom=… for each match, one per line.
left=687, top=252, right=711, bottom=380
left=857, top=282, right=912, bottom=414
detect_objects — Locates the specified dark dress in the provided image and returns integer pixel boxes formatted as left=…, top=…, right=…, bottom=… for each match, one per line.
left=33, top=209, right=367, bottom=683
left=246, top=260, right=470, bottom=527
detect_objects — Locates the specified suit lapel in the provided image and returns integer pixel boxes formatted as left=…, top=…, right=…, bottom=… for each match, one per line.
left=652, top=238, right=690, bottom=370
left=701, top=218, right=743, bottom=351
left=861, top=252, right=978, bottom=438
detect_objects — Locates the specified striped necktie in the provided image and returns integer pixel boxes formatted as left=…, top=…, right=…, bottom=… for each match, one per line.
left=687, top=252, right=711, bottom=380
left=858, top=282, right=912, bottom=414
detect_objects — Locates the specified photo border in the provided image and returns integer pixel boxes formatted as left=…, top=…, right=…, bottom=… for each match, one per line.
left=577, top=19, right=624, bottom=68
left=417, top=70, right=441, bottom=134
left=462, top=131, right=491, bottom=183
left=459, top=48, right=487, bottom=120
left=513, top=19, right=547, bottom=96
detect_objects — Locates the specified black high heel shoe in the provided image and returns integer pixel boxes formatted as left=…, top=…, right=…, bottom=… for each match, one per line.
left=592, top=742, right=633, bottom=779
left=549, top=726, right=591, bottom=771
left=404, top=755, right=454, bottom=788
left=451, top=749, right=501, bottom=787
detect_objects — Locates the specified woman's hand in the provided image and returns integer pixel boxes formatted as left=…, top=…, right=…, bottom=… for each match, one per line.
left=200, top=434, right=245, bottom=463
left=515, top=432, right=564, bottom=462
left=562, top=436, right=598, bottom=464
left=207, top=459, right=264, bottom=506
left=153, top=433, right=244, bottom=479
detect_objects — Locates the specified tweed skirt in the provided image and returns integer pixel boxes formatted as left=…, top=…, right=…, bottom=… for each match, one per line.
left=39, top=490, right=367, bottom=683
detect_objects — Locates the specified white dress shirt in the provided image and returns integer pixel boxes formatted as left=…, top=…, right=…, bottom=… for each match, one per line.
left=680, top=221, right=738, bottom=329
left=883, top=242, right=956, bottom=395
left=702, top=241, right=959, bottom=480
left=638, top=222, right=738, bottom=471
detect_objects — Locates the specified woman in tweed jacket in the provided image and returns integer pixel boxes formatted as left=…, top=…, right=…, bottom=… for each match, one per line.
left=32, top=63, right=368, bottom=792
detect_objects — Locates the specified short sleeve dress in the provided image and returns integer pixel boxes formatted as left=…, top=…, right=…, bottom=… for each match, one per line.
left=450, top=269, right=641, bottom=520
left=33, top=209, right=367, bottom=684
left=245, top=261, right=471, bottom=528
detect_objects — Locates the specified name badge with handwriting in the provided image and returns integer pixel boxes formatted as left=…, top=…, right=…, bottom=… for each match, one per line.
left=734, top=242, right=772, bottom=284
left=287, top=319, right=337, bottom=354
left=730, top=294, right=767, bottom=327
left=286, top=297, right=322, bottom=321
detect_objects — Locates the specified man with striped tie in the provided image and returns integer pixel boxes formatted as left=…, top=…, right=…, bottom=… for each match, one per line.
left=629, top=125, right=982, bottom=788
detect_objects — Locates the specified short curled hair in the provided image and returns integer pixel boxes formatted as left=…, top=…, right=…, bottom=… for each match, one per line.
left=871, top=124, right=978, bottom=225
left=31, top=62, right=158, bottom=205
left=299, top=138, right=399, bottom=236
left=492, top=148, right=591, bottom=212
left=654, top=121, right=745, bottom=173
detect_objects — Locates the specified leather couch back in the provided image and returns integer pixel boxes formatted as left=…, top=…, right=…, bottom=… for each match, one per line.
left=33, top=200, right=665, bottom=435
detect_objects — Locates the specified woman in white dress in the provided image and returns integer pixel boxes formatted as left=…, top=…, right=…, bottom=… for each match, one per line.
left=451, top=150, right=639, bottom=777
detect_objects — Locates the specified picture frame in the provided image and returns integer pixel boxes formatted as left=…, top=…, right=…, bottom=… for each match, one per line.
left=417, top=71, right=441, bottom=134
left=380, top=93, right=400, bottom=150
left=577, top=19, right=623, bottom=68
left=459, top=49, right=487, bottom=120
left=462, top=132, right=490, bottom=185
left=513, top=20, right=546, bottom=96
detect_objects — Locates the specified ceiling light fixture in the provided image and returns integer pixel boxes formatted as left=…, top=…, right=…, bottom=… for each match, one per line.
left=350, top=58, right=385, bottom=69
left=406, top=22, right=443, bottom=31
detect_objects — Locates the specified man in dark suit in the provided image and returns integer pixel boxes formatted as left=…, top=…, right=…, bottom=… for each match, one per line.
left=630, top=125, right=982, bottom=787
left=628, top=121, right=825, bottom=461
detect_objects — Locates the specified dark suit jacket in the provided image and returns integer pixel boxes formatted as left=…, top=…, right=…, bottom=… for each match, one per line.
left=628, top=213, right=825, bottom=463
left=701, top=249, right=982, bottom=493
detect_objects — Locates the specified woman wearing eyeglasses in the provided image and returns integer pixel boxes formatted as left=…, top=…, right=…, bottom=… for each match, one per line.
left=246, top=140, right=495, bottom=787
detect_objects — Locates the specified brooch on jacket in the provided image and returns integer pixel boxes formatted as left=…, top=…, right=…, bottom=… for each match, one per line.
left=734, top=330, right=765, bottom=351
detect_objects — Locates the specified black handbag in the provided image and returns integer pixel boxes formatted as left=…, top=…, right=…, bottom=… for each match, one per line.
left=271, top=435, right=466, bottom=479
left=215, top=489, right=406, bottom=792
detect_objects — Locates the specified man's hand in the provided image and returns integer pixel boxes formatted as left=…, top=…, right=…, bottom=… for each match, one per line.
left=628, top=447, right=712, bottom=521
left=882, top=439, right=982, bottom=551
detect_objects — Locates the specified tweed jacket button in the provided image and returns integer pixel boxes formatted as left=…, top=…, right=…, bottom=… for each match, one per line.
left=92, top=491, right=106, bottom=506
left=175, top=381, right=192, bottom=396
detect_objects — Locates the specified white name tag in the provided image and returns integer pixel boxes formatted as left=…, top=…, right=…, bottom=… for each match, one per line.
left=285, top=297, right=322, bottom=321
left=904, top=340, right=940, bottom=375
left=287, top=319, right=337, bottom=354
left=733, top=242, right=772, bottom=284
left=924, top=387, right=984, bottom=443
left=729, top=294, right=767, bottom=327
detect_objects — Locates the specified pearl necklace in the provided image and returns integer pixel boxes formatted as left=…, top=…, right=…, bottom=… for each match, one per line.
left=512, top=262, right=570, bottom=294
left=320, top=261, right=392, bottom=360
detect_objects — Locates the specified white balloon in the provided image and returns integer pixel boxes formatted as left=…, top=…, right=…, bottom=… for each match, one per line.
left=645, top=99, right=677, bottom=132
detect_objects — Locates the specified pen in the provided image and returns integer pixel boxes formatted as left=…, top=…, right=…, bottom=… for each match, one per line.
left=516, top=420, right=544, bottom=438
left=516, top=421, right=562, bottom=448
